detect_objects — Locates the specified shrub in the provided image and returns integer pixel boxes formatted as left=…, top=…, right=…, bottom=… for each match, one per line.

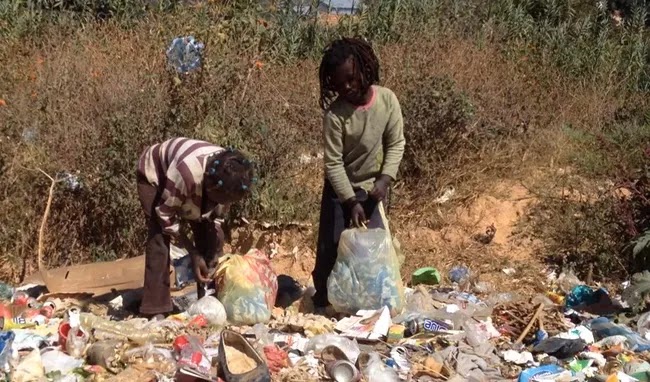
left=400, top=76, right=475, bottom=187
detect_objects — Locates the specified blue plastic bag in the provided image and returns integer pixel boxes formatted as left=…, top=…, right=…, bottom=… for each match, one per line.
left=590, top=316, right=650, bottom=352
left=0, top=331, right=15, bottom=371
left=166, top=36, right=204, bottom=74
left=565, top=285, right=608, bottom=308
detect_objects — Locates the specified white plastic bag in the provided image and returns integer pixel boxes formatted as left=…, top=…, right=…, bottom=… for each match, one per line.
left=638, top=312, right=650, bottom=339
left=13, top=349, right=45, bottom=382
left=187, top=296, right=227, bottom=326
left=304, top=334, right=360, bottom=363
left=327, top=203, right=405, bottom=315
left=40, top=348, right=83, bottom=375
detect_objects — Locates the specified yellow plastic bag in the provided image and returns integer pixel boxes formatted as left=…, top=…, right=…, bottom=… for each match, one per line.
left=327, top=202, right=405, bottom=316
left=215, top=249, right=278, bottom=325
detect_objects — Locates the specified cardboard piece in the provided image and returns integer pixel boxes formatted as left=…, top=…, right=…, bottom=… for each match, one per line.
left=31, top=256, right=147, bottom=296
left=105, top=365, right=156, bottom=382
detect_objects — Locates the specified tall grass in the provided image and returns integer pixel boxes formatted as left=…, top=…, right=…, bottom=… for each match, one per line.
left=1, top=0, right=650, bottom=281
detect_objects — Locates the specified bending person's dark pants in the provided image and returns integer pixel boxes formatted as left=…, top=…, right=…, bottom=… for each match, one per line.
left=136, top=173, right=218, bottom=315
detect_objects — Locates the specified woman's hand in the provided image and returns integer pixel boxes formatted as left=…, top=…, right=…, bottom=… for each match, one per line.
left=191, top=253, right=212, bottom=284
left=369, top=175, right=391, bottom=202
left=179, top=233, right=213, bottom=284
left=350, top=203, right=367, bottom=227
left=215, top=221, right=225, bottom=258
left=345, top=198, right=367, bottom=227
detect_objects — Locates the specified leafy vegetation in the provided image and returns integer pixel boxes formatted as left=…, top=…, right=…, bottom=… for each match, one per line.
left=1, top=0, right=650, bottom=282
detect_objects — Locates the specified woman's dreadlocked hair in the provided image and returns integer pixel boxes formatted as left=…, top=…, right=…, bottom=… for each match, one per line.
left=205, top=149, right=256, bottom=195
left=319, top=37, right=380, bottom=110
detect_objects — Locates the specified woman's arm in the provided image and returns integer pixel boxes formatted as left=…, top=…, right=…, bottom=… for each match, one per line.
left=156, top=178, right=211, bottom=283
left=323, top=113, right=355, bottom=202
left=371, top=92, right=406, bottom=202
left=381, top=92, right=406, bottom=182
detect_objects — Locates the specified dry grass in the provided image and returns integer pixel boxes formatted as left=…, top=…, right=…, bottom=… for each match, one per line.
left=0, top=3, right=648, bottom=287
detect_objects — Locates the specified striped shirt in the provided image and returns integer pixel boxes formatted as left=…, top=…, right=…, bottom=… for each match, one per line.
left=137, top=138, right=224, bottom=237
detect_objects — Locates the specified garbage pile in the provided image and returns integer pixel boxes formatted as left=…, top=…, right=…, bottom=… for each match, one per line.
left=5, top=246, right=650, bottom=381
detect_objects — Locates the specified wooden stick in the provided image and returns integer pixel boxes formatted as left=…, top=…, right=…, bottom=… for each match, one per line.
left=503, top=310, right=528, bottom=326
left=239, top=65, right=254, bottom=103
left=515, top=303, right=544, bottom=344
left=37, top=171, right=58, bottom=272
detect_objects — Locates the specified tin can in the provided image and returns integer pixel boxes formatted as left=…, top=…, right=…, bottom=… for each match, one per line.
left=26, top=298, right=40, bottom=309
left=20, top=309, right=46, bottom=325
left=406, top=318, right=451, bottom=336
left=40, top=302, right=55, bottom=318
left=0, top=316, right=31, bottom=330
left=327, top=360, right=360, bottom=382
left=11, top=291, right=30, bottom=306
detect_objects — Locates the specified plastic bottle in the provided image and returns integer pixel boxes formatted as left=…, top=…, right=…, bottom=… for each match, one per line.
left=11, top=291, right=31, bottom=306
left=449, top=266, right=470, bottom=284
left=65, top=326, right=89, bottom=358
left=464, top=321, right=491, bottom=347
left=557, top=270, right=581, bottom=294
left=252, top=323, right=273, bottom=346
left=518, top=364, right=566, bottom=382
left=486, top=292, right=517, bottom=306
left=79, top=313, right=172, bottom=345
left=364, top=352, right=399, bottom=382
left=389, top=346, right=411, bottom=379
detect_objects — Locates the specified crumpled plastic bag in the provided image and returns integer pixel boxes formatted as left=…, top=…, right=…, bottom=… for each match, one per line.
left=166, top=36, right=204, bottom=74
left=216, top=249, right=278, bottom=325
left=638, top=311, right=650, bottom=339
left=80, top=314, right=179, bottom=345
left=305, top=334, right=360, bottom=363
left=40, top=348, right=83, bottom=375
left=11, top=330, right=45, bottom=352
left=532, top=338, right=587, bottom=359
left=87, top=340, right=127, bottom=374
left=327, top=203, right=405, bottom=315
left=187, top=296, right=227, bottom=326
left=13, top=349, right=45, bottom=382
left=0, top=331, right=14, bottom=372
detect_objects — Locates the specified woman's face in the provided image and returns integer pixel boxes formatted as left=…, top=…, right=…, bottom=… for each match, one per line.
left=205, top=188, right=244, bottom=205
left=331, top=56, right=365, bottom=105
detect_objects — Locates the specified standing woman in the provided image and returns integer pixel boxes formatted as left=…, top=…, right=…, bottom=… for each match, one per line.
left=136, top=137, right=255, bottom=316
left=312, top=38, right=406, bottom=311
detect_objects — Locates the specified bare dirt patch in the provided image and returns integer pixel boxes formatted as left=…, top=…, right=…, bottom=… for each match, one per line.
left=225, top=180, right=547, bottom=298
